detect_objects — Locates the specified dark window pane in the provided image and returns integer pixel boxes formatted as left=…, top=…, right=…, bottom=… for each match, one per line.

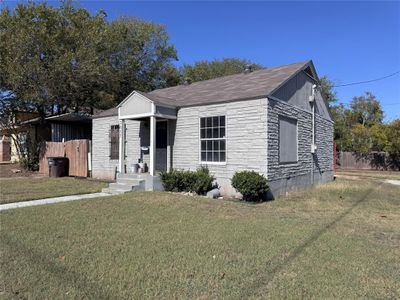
left=220, top=116, right=225, bottom=126
left=212, top=127, right=219, bottom=138
left=220, top=151, right=226, bottom=162
left=213, top=140, right=219, bottom=151
left=201, top=141, right=206, bottom=151
left=206, top=128, right=212, bottom=138
left=201, top=152, right=206, bottom=161
left=200, top=118, right=205, bottom=128
left=220, top=127, right=225, bottom=138
left=207, top=152, right=213, bottom=161
left=212, top=116, right=219, bottom=127
left=206, top=117, right=212, bottom=127
left=213, top=151, right=219, bottom=162
left=220, top=140, right=226, bottom=151
left=200, top=128, right=205, bottom=139
left=207, top=140, right=212, bottom=151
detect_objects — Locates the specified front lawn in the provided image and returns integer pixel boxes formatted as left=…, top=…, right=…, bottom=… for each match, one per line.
left=0, top=177, right=108, bottom=204
left=1, top=176, right=399, bottom=298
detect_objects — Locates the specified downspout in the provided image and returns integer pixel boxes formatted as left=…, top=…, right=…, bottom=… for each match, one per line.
left=311, top=85, right=316, bottom=149
left=309, top=84, right=317, bottom=184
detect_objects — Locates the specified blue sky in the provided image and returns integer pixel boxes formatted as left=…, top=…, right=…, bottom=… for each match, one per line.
left=5, top=1, right=400, bottom=121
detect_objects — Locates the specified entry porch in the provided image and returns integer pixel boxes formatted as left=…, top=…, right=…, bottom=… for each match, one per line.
left=117, top=91, right=177, bottom=177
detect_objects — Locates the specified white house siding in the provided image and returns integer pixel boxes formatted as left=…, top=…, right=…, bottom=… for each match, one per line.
left=92, top=117, right=171, bottom=179
left=92, top=116, right=120, bottom=179
left=172, top=98, right=269, bottom=196
left=267, top=98, right=334, bottom=196
left=125, top=119, right=142, bottom=169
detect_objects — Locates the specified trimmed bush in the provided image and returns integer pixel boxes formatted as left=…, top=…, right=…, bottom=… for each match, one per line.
left=160, top=166, right=214, bottom=195
left=231, top=171, right=269, bottom=201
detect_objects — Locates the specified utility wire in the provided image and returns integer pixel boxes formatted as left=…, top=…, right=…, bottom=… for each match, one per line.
left=333, top=71, right=400, bottom=87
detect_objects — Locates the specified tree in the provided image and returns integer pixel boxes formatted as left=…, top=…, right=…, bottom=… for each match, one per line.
left=180, top=58, right=264, bottom=83
left=330, top=103, right=353, bottom=151
left=369, top=124, right=388, bottom=152
left=349, top=92, right=384, bottom=127
left=351, top=124, right=371, bottom=154
left=0, top=1, right=179, bottom=114
left=385, top=119, right=400, bottom=155
left=104, top=17, right=178, bottom=102
left=319, top=75, right=337, bottom=105
left=0, top=1, right=179, bottom=169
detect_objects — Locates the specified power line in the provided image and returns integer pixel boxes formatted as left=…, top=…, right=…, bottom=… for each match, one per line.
left=333, top=71, right=400, bottom=87
left=336, top=101, right=400, bottom=107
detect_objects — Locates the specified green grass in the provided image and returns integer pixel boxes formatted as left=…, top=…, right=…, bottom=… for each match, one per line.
left=0, top=177, right=108, bottom=204
left=1, top=176, right=399, bottom=299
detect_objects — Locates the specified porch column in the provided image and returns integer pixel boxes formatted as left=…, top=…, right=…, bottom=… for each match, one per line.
left=149, top=116, right=156, bottom=176
left=119, top=119, right=126, bottom=173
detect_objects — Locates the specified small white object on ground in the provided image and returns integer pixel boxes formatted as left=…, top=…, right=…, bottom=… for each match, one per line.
left=384, top=179, right=400, bottom=186
left=0, top=192, right=109, bottom=211
left=207, top=188, right=220, bottom=199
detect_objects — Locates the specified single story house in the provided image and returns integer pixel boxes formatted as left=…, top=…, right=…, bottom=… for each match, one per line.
left=92, top=60, right=334, bottom=197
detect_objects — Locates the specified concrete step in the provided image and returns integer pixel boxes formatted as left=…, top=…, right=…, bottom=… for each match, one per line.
left=117, top=173, right=150, bottom=180
left=116, top=178, right=144, bottom=185
left=101, top=188, right=127, bottom=195
left=108, top=183, right=135, bottom=192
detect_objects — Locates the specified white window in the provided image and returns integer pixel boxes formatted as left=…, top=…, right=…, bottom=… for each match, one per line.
left=279, top=116, right=298, bottom=164
left=200, top=116, right=226, bottom=163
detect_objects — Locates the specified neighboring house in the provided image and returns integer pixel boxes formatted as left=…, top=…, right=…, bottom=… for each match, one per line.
left=92, top=60, right=334, bottom=197
left=0, top=112, right=92, bottom=162
left=0, top=110, right=49, bottom=162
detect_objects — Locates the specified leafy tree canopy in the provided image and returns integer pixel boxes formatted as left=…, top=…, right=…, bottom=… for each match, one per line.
left=349, top=92, right=384, bottom=127
left=179, top=58, right=264, bottom=83
left=319, top=76, right=337, bottom=105
left=0, top=1, right=178, bottom=115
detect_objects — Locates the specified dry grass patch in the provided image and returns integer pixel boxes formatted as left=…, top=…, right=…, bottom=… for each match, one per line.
left=1, top=174, right=399, bottom=299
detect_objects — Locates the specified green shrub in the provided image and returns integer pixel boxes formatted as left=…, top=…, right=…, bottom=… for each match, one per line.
left=160, top=166, right=214, bottom=195
left=192, top=166, right=214, bottom=195
left=231, top=171, right=269, bottom=201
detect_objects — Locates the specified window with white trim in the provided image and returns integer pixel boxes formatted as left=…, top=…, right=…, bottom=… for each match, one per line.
left=200, top=116, right=226, bottom=163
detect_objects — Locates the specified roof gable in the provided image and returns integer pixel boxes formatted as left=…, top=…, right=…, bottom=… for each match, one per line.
left=118, top=91, right=154, bottom=118
left=271, top=62, right=332, bottom=121
left=148, top=60, right=311, bottom=107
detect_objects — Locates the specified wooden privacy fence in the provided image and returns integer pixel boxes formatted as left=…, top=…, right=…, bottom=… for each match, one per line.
left=337, top=151, right=400, bottom=170
left=39, top=139, right=91, bottom=177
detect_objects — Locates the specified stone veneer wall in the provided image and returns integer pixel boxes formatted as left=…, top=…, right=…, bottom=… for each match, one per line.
left=267, top=98, right=334, bottom=196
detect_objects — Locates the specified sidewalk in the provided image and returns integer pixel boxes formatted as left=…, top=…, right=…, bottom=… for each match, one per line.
left=0, top=192, right=110, bottom=211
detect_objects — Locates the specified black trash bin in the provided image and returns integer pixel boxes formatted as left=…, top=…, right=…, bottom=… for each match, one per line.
left=48, top=157, right=69, bottom=177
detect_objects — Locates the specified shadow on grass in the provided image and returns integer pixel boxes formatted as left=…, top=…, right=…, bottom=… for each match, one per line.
left=1, top=234, right=118, bottom=299
left=240, top=182, right=383, bottom=297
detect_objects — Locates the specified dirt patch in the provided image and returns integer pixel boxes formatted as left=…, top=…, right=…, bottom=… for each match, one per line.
left=0, top=163, right=41, bottom=178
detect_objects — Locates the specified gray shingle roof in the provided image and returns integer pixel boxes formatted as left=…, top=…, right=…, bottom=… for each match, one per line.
left=92, top=107, right=118, bottom=119
left=93, top=60, right=311, bottom=118
left=148, top=60, right=310, bottom=107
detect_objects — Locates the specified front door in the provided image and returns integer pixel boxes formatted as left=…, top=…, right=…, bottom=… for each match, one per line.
left=156, top=121, right=168, bottom=172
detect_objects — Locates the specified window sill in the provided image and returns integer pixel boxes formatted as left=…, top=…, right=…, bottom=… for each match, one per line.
left=200, top=161, right=227, bottom=166
left=278, top=161, right=299, bottom=166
